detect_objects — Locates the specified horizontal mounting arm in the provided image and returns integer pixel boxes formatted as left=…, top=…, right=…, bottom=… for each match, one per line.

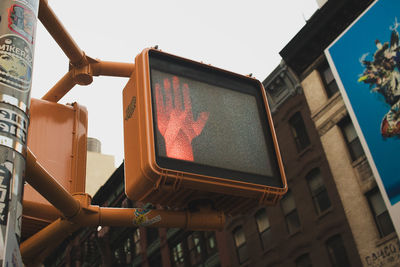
left=23, top=148, right=226, bottom=263
left=41, top=59, right=135, bottom=102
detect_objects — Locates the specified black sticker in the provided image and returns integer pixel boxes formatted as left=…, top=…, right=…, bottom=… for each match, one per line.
left=0, top=164, right=11, bottom=225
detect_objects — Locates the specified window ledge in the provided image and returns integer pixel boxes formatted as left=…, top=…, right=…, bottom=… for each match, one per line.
left=311, top=90, right=342, bottom=122
left=297, top=144, right=313, bottom=158
left=316, top=207, right=334, bottom=222
left=375, top=232, right=398, bottom=247
left=262, top=245, right=277, bottom=256
left=351, top=154, right=367, bottom=168
left=288, top=227, right=302, bottom=239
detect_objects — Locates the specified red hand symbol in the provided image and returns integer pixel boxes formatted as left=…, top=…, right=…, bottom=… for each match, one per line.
left=155, top=76, right=209, bottom=161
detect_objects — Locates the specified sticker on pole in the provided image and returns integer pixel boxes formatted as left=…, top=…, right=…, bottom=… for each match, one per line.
left=0, top=164, right=11, bottom=226
left=14, top=0, right=39, bottom=15
left=0, top=34, right=32, bottom=92
left=8, top=4, right=36, bottom=44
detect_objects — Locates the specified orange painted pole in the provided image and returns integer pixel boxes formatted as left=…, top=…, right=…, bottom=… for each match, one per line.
left=25, top=148, right=80, bottom=218
left=92, top=61, right=135, bottom=77
left=96, top=207, right=225, bottom=230
left=19, top=205, right=225, bottom=263
left=60, top=193, right=225, bottom=230
left=41, top=60, right=134, bottom=103
left=21, top=163, right=225, bottom=265
left=38, top=0, right=135, bottom=102
left=22, top=200, right=61, bottom=222
left=25, top=147, right=226, bottom=229
left=38, top=0, right=84, bottom=66
left=20, top=218, right=79, bottom=262
left=41, top=70, right=76, bottom=102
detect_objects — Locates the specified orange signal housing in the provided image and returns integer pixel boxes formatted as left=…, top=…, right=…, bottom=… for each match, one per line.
left=123, top=49, right=287, bottom=215
left=23, top=98, right=88, bottom=239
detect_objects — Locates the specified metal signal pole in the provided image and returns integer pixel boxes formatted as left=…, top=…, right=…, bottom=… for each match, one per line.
left=0, top=0, right=39, bottom=265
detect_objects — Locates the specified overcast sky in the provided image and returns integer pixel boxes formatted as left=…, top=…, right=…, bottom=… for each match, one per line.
left=31, top=0, right=319, bottom=165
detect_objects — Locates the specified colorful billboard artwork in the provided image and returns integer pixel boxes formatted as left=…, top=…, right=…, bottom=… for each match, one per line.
left=326, top=0, right=400, bottom=205
left=358, top=18, right=400, bottom=139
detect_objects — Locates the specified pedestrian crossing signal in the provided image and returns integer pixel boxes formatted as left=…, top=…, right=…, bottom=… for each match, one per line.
left=123, top=48, right=287, bottom=214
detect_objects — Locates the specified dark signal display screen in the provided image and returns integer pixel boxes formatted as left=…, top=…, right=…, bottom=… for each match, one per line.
left=149, top=51, right=282, bottom=187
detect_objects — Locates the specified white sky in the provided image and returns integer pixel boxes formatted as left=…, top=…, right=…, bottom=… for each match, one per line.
left=31, top=0, right=319, bottom=166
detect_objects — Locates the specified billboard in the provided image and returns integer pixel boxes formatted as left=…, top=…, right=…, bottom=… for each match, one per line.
left=325, top=0, right=400, bottom=233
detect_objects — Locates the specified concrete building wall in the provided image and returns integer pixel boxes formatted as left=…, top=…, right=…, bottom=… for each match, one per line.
left=301, top=70, right=328, bottom=114
left=301, top=62, right=399, bottom=266
left=85, top=138, right=116, bottom=196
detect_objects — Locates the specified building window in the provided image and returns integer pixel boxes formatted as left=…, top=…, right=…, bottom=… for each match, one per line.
left=281, top=191, right=301, bottom=234
left=339, top=117, right=364, bottom=161
left=319, top=61, right=339, bottom=98
left=306, top=168, right=331, bottom=214
left=171, top=242, right=185, bottom=267
left=133, top=228, right=141, bottom=256
left=111, top=228, right=141, bottom=266
left=295, top=253, right=312, bottom=267
left=289, top=112, right=311, bottom=152
left=367, top=188, right=395, bottom=237
left=170, top=231, right=219, bottom=267
left=147, top=227, right=159, bottom=245
left=82, top=238, right=99, bottom=265
left=148, top=252, right=162, bottom=267
left=233, top=226, right=249, bottom=263
left=326, top=235, right=351, bottom=267
left=255, top=209, right=271, bottom=249
left=204, top=231, right=218, bottom=255
left=187, top=232, right=203, bottom=266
